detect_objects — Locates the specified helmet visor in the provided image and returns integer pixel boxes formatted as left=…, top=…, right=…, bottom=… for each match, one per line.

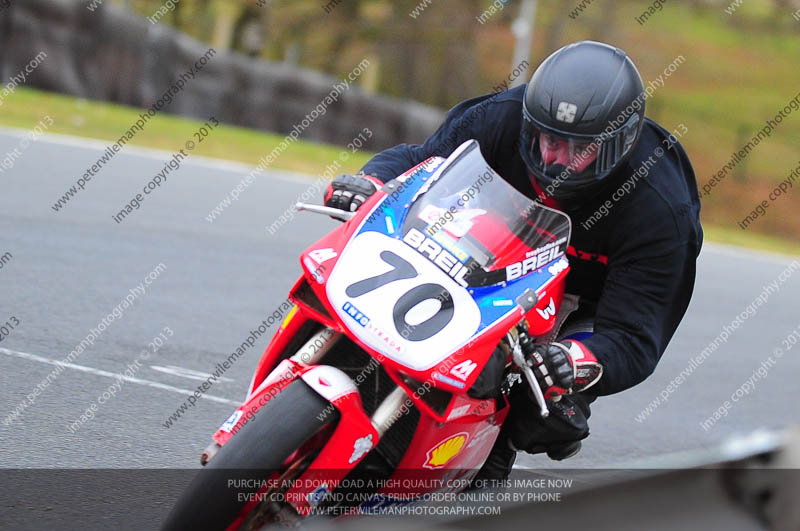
left=520, top=120, right=600, bottom=190
left=537, top=131, right=599, bottom=173
left=520, top=105, right=641, bottom=199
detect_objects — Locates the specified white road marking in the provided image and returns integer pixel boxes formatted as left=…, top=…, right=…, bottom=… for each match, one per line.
left=151, top=364, right=234, bottom=382
left=0, top=347, right=240, bottom=406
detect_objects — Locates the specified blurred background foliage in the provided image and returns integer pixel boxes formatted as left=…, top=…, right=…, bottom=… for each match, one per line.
left=84, top=0, right=800, bottom=240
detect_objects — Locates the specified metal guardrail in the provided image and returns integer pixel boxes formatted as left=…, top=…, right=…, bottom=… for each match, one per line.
left=308, top=427, right=800, bottom=531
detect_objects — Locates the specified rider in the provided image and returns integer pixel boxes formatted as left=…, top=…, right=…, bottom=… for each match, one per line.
left=324, top=41, right=702, bottom=477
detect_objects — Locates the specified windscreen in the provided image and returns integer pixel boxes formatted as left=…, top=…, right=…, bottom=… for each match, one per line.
left=403, top=140, right=571, bottom=287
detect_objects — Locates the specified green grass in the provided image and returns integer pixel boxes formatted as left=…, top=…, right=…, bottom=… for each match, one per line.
left=703, top=225, right=800, bottom=257
left=620, top=0, right=800, bottom=187
left=1, top=85, right=798, bottom=257
left=0, top=87, right=372, bottom=177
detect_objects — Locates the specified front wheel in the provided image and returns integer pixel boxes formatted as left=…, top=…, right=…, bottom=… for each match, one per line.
left=162, top=381, right=339, bottom=530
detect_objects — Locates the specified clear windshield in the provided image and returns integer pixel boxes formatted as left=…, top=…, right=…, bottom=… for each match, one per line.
left=403, top=140, right=571, bottom=287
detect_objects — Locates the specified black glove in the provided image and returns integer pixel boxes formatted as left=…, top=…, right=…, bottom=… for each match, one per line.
left=506, top=391, right=593, bottom=460
left=518, top=333, right=603, bottom=399
left=324, top=174, right=382, bottom=212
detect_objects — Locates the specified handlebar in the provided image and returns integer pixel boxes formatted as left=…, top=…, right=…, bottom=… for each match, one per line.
left=295, top=202, right=355, bottom=222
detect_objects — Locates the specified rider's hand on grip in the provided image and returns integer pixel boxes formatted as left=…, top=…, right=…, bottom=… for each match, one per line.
left=324, top=174, right=382, bottom=213
left=519, top=334, right=603, bottom=399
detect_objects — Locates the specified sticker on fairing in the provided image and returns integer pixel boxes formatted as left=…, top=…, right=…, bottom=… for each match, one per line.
left=220, top=410, right=243, bottom=433
left=402, top=228, right=470, bottom=288
left=418, top=205, right=486, bottom=238
left=433, top=372, right=466, bottom=389
left=326, top=231, right=481, bottom=371
left=535, top=297, right=556, bottom=320
left=424, top=432, right=468, bottom=469
left=349, top=434, right=374, bottom=464
left=307, top=485, right=330, bottom=507
left=430, top=231, right=469, bottom=262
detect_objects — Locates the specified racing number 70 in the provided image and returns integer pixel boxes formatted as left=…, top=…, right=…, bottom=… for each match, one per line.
left=345, top=250, right=454, bottom=342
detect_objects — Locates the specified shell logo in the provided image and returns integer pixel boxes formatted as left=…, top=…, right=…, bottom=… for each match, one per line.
left=424, top=432, right=468, bottom=469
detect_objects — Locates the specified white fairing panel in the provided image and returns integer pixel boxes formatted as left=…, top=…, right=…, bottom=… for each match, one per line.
left=326, top=231, right=481, bottom=371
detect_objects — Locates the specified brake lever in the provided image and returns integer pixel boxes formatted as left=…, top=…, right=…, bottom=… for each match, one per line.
left=509, top=332, right=550, bottom=418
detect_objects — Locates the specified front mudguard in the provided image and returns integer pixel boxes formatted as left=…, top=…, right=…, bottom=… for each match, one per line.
left=212, top=363, right=379, bottom=515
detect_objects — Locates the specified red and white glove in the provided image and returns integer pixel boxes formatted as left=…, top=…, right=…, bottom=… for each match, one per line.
left=324, top=173, right=383, bottom=212
left=520, top=336, right=603, bottom=399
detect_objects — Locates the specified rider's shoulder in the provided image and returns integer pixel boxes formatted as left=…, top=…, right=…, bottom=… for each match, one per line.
left=619, top=121, right=700, bottom=243
left=446, top=85, right=525, bottom=121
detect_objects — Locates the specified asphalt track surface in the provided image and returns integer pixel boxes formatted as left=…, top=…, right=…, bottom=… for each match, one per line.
left=1, top=127, right=799, bottom=477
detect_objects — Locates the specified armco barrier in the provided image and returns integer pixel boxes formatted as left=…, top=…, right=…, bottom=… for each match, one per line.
left=336, top=428, right=799, bottom=531
left=0, top=0, right=443, bottom=151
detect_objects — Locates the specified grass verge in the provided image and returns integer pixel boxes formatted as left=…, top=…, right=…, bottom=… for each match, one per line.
left=702, top=225, right=800, bottom=257
left=0, top=87, right=372, bottom=177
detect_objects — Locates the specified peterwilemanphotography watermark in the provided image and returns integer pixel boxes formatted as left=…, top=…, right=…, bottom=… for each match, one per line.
left=162, top=297, right=295, bottom=428
left=112, top=117, right=219, bottom=224
left=0, top=251, right=12, bottom=271
left=2, top=263, right=167, bottom=426
left=635, top=0, right=670, bottom=25
left=51, top=49, right=217, bottom=212
left=635, top=260, right=800, bottom=423
left=205, top=61, right=370, bottom=224
left=737, top=158, right=800, bottom=230
left=701, top=89, right=800, bottom=199
left=0, top=51, right=47, bottom=107
left=67, top=327, right=173, bottom=434
left=0, top=115, right=53, bottom=176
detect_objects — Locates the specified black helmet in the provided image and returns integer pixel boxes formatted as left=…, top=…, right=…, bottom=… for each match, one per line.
left=520, top=41, right=645, bottom=205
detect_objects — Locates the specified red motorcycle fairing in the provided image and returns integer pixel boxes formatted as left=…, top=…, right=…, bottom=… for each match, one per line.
left=206, top=147, right=572, bottom=520
left=211, top=268, right=568, bottom=517
left=243, top=188, right=391, bottom=400
left=524, top=277, right=566, bottom=337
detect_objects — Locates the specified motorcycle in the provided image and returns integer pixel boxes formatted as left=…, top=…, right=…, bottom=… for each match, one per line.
left=163, top=140, right=572, bottom=529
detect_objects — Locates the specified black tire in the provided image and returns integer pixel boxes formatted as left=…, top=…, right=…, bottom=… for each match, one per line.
left=162, top=381, right=339, bottom=531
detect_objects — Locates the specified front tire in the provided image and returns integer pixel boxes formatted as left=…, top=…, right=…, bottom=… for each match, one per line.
left=162, top=381, right=339, bottom=530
